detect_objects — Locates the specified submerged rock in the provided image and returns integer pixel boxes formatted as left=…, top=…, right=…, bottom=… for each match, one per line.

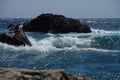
left=23, top=13, right=91, bottom=33
left=0, top=68, right=90, bottom=80
left=0, top=29, right=32, bottom=46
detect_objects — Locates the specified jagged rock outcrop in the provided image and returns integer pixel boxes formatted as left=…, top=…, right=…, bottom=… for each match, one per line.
left=0, top=30, right=32, bottom=46
left=0, top=68, right=90, bottom=80
left=23, top=13, right=91, bottom=33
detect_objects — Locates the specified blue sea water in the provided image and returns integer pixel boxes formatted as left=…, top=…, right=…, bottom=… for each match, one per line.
left=0, top=18, right=120, bottom=80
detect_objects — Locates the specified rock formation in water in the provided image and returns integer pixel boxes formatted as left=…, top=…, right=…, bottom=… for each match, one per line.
left=2, top=13, right=91, bottom=46
left=23, top=13, right=91, bottom=33
left=0, top=68, right=90, bottom=80
left=0, top=25, right=32, bottom=46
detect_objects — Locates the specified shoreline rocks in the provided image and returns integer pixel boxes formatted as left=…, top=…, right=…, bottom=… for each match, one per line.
left=23, top=13, right=91, bottom=33
left=0, top=30, right=32, bottom=46
left=0, top=68, right=90, bottom=80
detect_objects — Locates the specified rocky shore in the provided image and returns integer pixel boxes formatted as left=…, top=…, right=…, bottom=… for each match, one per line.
left=0, top=68, right=90, bottom=80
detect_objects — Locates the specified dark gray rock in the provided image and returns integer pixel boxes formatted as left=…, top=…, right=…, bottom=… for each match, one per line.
left=0, top=30, right=32, bottom=46
left=23, top=13, right=91, bottom=33
left=0, top=68, right=90, bottom=80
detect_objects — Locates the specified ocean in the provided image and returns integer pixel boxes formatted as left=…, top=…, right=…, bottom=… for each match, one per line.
left=0, top=18, right=120, bottom=80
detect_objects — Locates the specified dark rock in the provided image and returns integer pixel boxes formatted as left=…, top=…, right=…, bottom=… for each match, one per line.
left=0, top=68, right=90, bottom=80
left=0, top=30, right=32, bottom=46
left=23, top=13, right=91, bottom=33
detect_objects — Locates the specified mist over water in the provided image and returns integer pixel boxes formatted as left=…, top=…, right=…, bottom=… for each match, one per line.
left=0, top=18, right=120, bottom=80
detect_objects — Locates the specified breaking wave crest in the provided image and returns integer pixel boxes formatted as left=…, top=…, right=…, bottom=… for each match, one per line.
left=91, top=28, right=120, bottom=34
left=0, top=35, right=91, bottom=52
left=0, top=29, right=120, bottom=53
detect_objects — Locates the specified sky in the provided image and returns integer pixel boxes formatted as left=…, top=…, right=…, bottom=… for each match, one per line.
left=0, top=0, right=120, bottom=18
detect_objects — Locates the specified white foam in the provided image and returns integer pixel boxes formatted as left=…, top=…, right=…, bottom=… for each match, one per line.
left=79, top=48, right=120, bottom=53
left=27, top=36, right=92, bottom=52
left=91, top=28, right=110, bottom=34
left=61, top=46, right=120, bottom=53
left=91, top=28, right=120, bottom=34
left=59, top=36, right=92, bottom=47
left=0, top=33, right=119, bottom=53
left=86, top=20, right=96, bottom=23
left=0, top=35, right=92, bottom=52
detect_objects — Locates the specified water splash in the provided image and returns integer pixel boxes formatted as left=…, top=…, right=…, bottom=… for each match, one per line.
left=0, top=32, right=120, bottom=53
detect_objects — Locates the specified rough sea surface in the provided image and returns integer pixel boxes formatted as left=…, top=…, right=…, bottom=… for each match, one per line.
left=0, top=18, right=120, bottom=80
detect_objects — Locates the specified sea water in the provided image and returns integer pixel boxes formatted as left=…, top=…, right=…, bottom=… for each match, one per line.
left=0, top=18, right=120, bottom=80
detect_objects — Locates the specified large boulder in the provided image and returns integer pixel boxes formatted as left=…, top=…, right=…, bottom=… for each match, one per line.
left=0, top=30, right=32, bottom=46
left=0, top=68, right=90, bottom=80
left=23, top=13, right=91, bottom=33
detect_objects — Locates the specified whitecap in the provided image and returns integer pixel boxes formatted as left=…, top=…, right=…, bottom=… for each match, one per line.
left=62, top=47, right=120, bottom=53
left=86, top=20, right=96, bottom=23
left=91, top=28, right=120, bottom=35
left=79, top=48, right=120, bottom=53
left=0, top=32, right=119, bottom=53
left=0, top=34, right=92, bottom=52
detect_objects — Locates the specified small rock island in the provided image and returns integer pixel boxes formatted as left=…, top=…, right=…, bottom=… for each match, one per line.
left=23, top=13, right=91, bottom=33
